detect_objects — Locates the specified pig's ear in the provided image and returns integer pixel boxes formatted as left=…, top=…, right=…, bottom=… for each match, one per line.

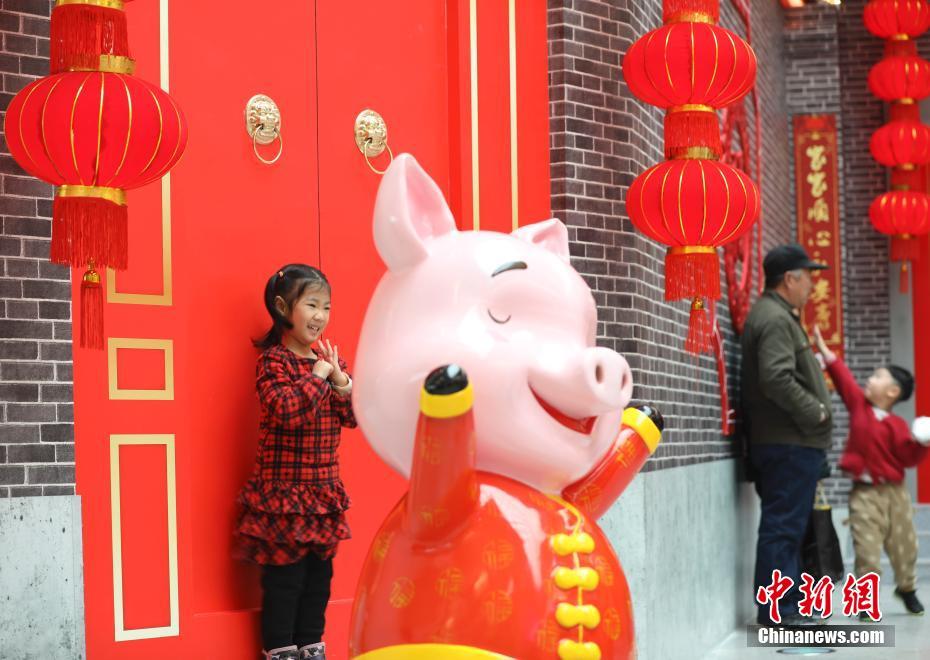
left=512, top=219, right=571, bottom=263
left=373, top=153, right=457, bottom=271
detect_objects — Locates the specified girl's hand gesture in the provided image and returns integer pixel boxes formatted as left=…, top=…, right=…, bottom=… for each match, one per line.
left=812, top=325, right=836, bottom=366
left=312, top=357, right=335, bottom=380
left=318, top=339, right=350, bottom=388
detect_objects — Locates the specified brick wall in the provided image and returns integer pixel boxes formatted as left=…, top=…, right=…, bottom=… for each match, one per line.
left=0, top=1, right=75, bottom=498
left=548, top=0, right=795, bottom=471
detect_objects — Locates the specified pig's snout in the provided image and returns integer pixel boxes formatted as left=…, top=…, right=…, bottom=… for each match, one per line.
left=528, top=347, right=633, bottom=420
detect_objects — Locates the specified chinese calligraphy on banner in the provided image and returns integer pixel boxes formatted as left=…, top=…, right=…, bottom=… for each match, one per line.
left=794, top=114, right=844, bottom=363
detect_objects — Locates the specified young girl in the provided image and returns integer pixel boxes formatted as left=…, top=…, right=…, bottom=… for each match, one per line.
left=236, top=264, right=356, bottom=660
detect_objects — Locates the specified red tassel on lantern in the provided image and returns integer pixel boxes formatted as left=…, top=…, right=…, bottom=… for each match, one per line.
left=685, top=297, right=714, bottom=354
left=80, top=261, right=104, bottom=350
left=51, top=192, right=128, bottom=269
left=50, top=1, right=132, bottom=74
left=665, top=107, right=722, bottom=159
left=664, top=0, right=719, bottom=23
left=665, top=247, right=722, bottom=302
left=891, top=234, right=922, bottom=261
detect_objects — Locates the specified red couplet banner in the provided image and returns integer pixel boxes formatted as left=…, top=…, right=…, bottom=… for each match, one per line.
left=794, top=114, right=844, bottom=364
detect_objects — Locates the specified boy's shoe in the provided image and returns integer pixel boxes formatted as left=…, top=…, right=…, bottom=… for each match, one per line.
left=894, top=588, right=925, bottom=615
left=858, top=611, right=881, bottom=622
left=298, top=642, right=326, bottom=659
left=263, top=646, right=299, bottom=660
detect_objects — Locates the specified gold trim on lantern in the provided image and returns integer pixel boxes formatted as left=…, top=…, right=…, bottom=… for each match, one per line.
left=668, top=104, right=715, bottom=114
left=83, top=261, right=101, bottom=286
left=56, top=0, right=125, bottom=9
left=666, top=11, right=715, bottom=25
left=674, top=146, right=719, bottom=160
left=892, top=34, right=910, bottom=41
left=898, top=164, right=916, bottom=171
left=691, top=297, right=705, bottom=311
left=67, top=55, right=136, bottom=75
left=892, top=184, right=911, bottom=191
left=898, top=98, right=916, bottom=105
left=899, top=233, right=914, bottom=240
left=669, top=245, right=716, bottom=256
left=58, top=184, right=127, bottom=206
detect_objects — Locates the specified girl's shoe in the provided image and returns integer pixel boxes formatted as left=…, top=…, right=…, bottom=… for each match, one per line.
left=298, top=642, right=326, bottom=659
left=263, top=646, right=299, bottom=660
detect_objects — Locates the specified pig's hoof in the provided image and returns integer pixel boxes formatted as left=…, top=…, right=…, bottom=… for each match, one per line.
left=425, top=364, right=469, bottom=394
left=421, top=365, right=473, bottom=419
left=635, top=404, right=664, bottom=432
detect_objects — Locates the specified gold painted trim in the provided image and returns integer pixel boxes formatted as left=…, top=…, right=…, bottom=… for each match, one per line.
left=110, top=434, right=179, bottom=641
left=420, top=382, right=474, bottom=419
left=622, top=407, right=662, bottom=453
left=508, top=0, right=518, bottom=231
left=67, top=55, right=136, bottom=75
left=107, top=0, right=172, bottom=306
left=107, top=338, right=174, bottom=401
left=470, top=0, right=480, bottom=231
left=58, top=184, right=126, bottom=206
left=57, top=0, right=124, bottom=9
left=355, top=645, right=514, bottom=659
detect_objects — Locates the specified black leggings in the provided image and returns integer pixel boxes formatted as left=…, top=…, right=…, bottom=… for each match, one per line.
left=261, top=553, right=334, bottom=650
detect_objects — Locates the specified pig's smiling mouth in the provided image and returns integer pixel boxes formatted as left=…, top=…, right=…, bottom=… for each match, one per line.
left=530, top=388, right=597, bottom=435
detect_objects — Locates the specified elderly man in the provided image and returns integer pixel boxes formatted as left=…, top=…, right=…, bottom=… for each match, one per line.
left=742, top=244, right=833, bottom=626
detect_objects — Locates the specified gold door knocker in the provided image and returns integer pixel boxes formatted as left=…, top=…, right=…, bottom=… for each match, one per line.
left=246, top=94, right=283, bottom=165
left=354, top=109, right=393, bottom=174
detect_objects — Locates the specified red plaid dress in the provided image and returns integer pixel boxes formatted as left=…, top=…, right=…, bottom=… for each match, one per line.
left=235, top=344, right=357, bottom=565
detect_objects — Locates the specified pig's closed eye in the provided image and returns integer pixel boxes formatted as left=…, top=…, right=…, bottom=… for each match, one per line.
left=488, top=309, right=511, bottom=324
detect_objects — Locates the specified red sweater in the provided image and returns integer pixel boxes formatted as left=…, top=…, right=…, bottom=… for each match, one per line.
left=828, top=358, right=928, bottom=484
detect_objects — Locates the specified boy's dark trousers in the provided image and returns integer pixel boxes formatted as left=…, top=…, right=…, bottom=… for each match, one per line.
left=261, top=553, right=334, bottom=650
left=751, top=443, right=825, bottom=624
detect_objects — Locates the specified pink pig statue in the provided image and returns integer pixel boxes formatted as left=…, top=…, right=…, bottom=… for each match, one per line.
left=349, top=154, right=663, bottom=660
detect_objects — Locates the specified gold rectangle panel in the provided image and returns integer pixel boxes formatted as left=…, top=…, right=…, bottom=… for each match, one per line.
left=110, top=434, right=180, bottom=641
left=107, top=0, right=172, bottom=307
left=108, top=338, right=175, bottom=401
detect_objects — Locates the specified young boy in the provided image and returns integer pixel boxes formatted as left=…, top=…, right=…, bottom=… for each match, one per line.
left=813, top=326, right=929, bottom=616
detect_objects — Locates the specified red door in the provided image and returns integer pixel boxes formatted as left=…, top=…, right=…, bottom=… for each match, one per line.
left=73, top=2, right=549, bottom=658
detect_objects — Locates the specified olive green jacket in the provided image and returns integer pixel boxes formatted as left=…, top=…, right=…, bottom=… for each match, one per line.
left=740, top=291, right=833, bottom=449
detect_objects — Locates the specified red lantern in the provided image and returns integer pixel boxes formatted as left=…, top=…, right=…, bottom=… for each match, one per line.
left=623, top=21, right=757, bottom=159
left=621, top=0, right=759, bottom=353
left=50, top=0, right=134, bottom=74
left=864, top=0, right=930, bottom=40
left=869, top=190, right=930, bottom=291
left=627, top=159, right=760, bottom=351
left=4, top=72, right=187, bottom=271
left=868, top=55, right=930, bottom=101
left=870, top=120, right=930, bottom=167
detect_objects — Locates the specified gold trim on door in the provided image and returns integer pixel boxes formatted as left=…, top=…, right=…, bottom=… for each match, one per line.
left=107, top=0, right=173, bottom=306
left=470, top=0, right=480, bottom=230
left=107, top=338, right=175, bottom=401
left=110, top=433, right=180, bottom=641
left=508, top=0, right=518, bottom=231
